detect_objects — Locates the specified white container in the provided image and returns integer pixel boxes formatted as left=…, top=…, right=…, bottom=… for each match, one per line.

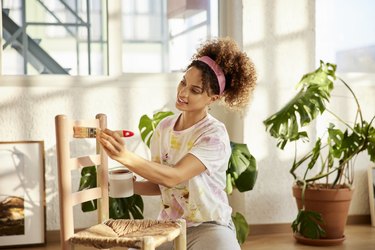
left=108, top=168, right=134, bottom=198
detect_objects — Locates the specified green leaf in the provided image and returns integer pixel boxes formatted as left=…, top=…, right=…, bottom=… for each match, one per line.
left=109, top=195, right=144, bottom=219
left=225, top=173, right=233, bottom=194
left=367, top=121, right=375, bottom=161
left=291, top=210, right=326, bottom=239
left=226, top=142, right=257, bottom=193
left=264, top=61, right=336, bottom=149
left=307, top=139, right=321, bottom=170
left=109, top=197, right=130, bottom=219
left=138, top=111, right=174, bottom=147
left=78, top=166, right=97, bottom=212
left=235, top=169, right=258, bottom=193
left=232, top=212, right=249, bottom=245
left=127, top=194, right=144, bottom=219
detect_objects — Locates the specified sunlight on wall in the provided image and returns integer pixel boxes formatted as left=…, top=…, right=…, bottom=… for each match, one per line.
left=275, top=39, right=310, bottom=87
left=242, top=0, right=315, bottom=224
left=274, top=0, right=309, bottom=36
left=242, top=0, right=265, bottom=43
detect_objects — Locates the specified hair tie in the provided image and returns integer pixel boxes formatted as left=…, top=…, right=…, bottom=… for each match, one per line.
left=197, top=56, right=226, bottom=95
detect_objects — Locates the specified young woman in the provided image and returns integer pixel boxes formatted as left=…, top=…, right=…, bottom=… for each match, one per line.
left=99, top=37, right=257, bottom=250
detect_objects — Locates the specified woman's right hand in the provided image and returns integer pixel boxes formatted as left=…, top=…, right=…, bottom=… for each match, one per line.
left=98, top=128, right=127, bottom=163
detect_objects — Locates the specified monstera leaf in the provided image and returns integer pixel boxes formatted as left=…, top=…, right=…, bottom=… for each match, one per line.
left=292, top=210, right=326, bottom=239
left=138, top=111, right=174, bottom=147
left=109, top=195, right=144, bottom=219
left=367, top=122, right=375, bottom=162
left=232, top=212, right=250, bottom=244
left=226, top=142, right=257, bottom=194
left=79, top=166, right=98, bottom=211
left=264, top=61, right=336, bottom=149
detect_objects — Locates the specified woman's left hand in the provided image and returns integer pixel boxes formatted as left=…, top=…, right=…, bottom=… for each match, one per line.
left=98, top=128, right=126, bottom=162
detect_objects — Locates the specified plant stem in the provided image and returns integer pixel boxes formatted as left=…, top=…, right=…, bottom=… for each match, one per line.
left=338, top=77, right=364, bottom=126
left=305, top=167, right=339, bottom=182
left=325, top=108, right=354, bottom=131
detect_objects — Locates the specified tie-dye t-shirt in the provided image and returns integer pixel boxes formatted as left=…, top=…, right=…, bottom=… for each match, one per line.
left=150, top=113, right=232, bottom=227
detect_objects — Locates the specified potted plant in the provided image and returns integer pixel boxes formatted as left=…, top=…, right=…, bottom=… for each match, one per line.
left=263, top=61, right=375, bottom=245
left=139, top=111, right=258, bottom=245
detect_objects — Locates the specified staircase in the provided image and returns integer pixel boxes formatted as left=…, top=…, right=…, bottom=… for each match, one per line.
left=2, top=9, right=70, bottom=74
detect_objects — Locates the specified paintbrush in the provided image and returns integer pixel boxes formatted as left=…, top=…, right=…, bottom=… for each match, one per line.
left=73, top=127, right=134, bottom=138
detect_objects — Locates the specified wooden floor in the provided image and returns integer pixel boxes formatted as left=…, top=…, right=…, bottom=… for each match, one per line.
left=6, top=224, right=375, bottom=250
left=242, top=224, right=375, bottom=250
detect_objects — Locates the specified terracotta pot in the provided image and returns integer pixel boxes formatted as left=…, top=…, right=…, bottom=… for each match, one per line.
left=292, top=185, right=353, bottom=239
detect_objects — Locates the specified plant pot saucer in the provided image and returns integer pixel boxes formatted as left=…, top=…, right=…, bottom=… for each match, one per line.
left=294, top=233, right=345, bottom=246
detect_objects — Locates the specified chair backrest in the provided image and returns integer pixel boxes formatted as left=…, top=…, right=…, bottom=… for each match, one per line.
left=55, top=114, right=109, bottom=249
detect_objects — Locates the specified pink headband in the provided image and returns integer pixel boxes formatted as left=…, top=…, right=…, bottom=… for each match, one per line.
left=197, top=56, right=226, bottom=95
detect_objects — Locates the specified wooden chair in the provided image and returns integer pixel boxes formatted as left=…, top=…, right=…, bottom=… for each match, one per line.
left=55, top=114, right=186, bottom=250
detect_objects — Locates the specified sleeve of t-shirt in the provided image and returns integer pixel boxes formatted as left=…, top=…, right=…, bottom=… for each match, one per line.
left=189, top=128, right=231, bottom=175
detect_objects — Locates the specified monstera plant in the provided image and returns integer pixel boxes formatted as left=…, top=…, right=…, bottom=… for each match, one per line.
left=263, top=61, right=375, bottom=243
left=139, top=111, right=258, bottom=245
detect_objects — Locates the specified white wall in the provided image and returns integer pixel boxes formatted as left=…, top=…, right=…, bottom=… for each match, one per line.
left=239, top=0, right=315, bottom=225
left=0, top=0, right=374, bottom=231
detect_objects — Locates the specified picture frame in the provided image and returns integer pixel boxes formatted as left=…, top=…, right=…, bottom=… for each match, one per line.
left=0, top=141, right=46, bottom=248
left=368, top=165, right=375, bottom=227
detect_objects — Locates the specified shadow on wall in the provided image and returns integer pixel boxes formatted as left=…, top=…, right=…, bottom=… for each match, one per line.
left=0, top=75, right=179, bottom=229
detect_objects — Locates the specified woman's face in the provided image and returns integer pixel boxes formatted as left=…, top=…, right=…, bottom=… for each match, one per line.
left=175, top=66, right=216, bottom=113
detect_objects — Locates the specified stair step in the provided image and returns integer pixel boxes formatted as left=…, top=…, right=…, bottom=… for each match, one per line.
left=2, top=8, right=10, bottom=15
left=11, top=43, right=22, bottom=50
left=33, top=38, right=42, bottom=44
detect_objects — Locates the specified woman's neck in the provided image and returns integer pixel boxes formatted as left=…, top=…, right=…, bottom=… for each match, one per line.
left=175, top=110, right=208, bottom=131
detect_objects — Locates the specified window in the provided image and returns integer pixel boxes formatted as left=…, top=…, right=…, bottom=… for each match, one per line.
left=1, top=0, right=218, bottom=75
left=316, top=0, right=375, bottom=73
left=1, top=0, right=107, bottom=75
left=122, top=0, right=218, bottom=73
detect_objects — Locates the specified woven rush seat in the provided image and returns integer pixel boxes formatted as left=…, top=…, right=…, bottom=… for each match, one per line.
left=71, top=219, right=183, bottom=249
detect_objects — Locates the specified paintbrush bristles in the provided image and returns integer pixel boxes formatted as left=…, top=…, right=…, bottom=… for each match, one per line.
left=73, top=127, right=99, bottom=138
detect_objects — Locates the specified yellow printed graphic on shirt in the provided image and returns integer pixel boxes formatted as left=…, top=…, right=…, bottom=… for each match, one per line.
left=170, top=134, right=181, bottom=150
left=187, top=140, right=194, bottom=150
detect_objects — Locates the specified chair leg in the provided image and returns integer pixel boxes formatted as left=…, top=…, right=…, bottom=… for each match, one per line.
left=174, top=219, right=187, bottom=250
left=61, top=240, right=74, bottom=250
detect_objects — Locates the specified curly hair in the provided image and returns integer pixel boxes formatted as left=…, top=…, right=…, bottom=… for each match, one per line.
left=187, top=37, right=257, bottom=111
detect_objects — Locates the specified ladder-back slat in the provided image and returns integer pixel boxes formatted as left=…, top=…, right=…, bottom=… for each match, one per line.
left=71, top=187, right=102, bottom=207
left=70, top=154, right=101, bottom=169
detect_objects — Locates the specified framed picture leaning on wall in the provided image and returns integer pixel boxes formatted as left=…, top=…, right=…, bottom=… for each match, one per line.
left=0, top=141, right=45, bottom=248
left=369, top=165, right=375, bottom=227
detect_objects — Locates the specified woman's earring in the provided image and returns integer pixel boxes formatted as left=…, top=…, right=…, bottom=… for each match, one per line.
left=208, top=105, right=211, bottom=111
